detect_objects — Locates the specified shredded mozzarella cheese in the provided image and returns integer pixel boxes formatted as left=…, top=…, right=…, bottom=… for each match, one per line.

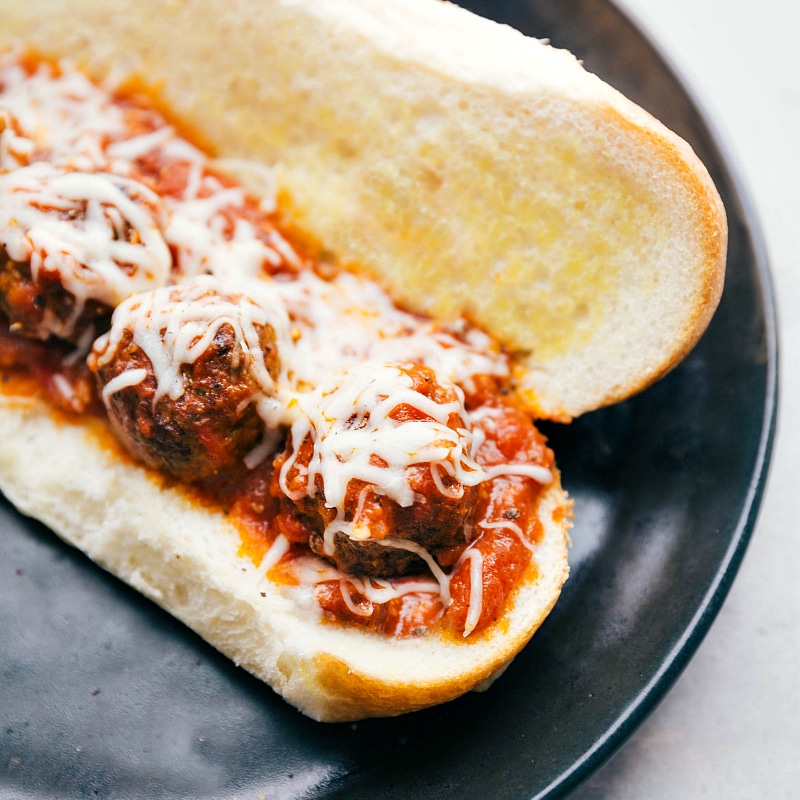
left=459, top=548, right=485, bottom=637
left=0, top=163, right=171, bottom=335
left=0, top=54, right=556, bottom=637
left=278, top=362, right=487, bottom=549
left=0, top=55, right=130, bottom=171
left=94, top=275, right=290, bottom=424
left=255, top=534, right=292, bottom=583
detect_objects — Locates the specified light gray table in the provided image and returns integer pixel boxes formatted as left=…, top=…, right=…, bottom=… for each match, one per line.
left=572, top=1, right=799, bottom=797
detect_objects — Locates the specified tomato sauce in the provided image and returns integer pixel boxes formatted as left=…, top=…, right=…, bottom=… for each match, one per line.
left=0, top=306, right=554, bottom=639
left=273, top=379, right=553, bottom=639
left=0, top=54, right=558, bottom=641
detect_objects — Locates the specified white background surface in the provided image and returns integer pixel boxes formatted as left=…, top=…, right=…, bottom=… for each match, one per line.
left=571, top=1, right=799, bottom=797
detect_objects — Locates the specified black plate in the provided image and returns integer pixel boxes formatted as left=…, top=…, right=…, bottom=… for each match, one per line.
left=0, top=1, right=777, bottom=799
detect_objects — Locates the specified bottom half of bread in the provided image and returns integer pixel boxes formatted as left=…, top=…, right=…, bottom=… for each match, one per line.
left=0, top=396, right=570, bottom=721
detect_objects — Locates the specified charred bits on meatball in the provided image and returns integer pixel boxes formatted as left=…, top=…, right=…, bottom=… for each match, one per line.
left=89, top=276, right=287, bottom=482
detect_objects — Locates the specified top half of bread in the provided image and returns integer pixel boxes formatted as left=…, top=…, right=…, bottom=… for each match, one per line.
left=0, top=0, right=726, bottom=420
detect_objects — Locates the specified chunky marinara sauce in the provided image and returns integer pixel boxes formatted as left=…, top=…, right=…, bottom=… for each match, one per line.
left=0, top=52, right=557, bottom=640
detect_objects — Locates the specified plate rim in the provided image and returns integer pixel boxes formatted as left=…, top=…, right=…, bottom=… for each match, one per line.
left=0, top=1, right=779, bottom=799
left=541, top=1, right=779, bottom=796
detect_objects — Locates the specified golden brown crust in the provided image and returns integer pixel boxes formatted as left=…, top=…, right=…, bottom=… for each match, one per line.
left=309, top=555, right=568, bottom=720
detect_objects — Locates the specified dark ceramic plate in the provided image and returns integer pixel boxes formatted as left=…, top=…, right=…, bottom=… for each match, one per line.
left=0, top=1, right=776, bottom=799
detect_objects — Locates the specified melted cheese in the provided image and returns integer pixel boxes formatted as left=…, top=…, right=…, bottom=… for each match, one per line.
left=285, top=553, right=443, bottom=619
left=0, top=163, right=171, bottom=335
left=0, top=55, right=131, bottom=171
left=288, top=362, right=481, bottom=505
left=255, top=533, right=292, bottom=583
left=0, top=54, right=555, bottom=637
left=163, top=163, right=298, bottom=284
left=94, top=275, right=290, bottom=426
left=277, top=362, right=488, bottom=557
left=458, top=548, right=485, bottom=637
left=274, top=269, right=510, bottom=392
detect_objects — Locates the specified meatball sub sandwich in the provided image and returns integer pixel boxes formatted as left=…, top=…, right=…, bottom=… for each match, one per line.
left=0, top=0, right=725, bottom=721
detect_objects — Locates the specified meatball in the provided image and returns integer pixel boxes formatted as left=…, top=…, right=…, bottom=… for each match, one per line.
left=273, top=362, right=482, bottom=576
left=0, top=163, right=171, bottom=341
left=0, top=255, right=111, bottom=343
left=89, top=277, right=285, bottom=481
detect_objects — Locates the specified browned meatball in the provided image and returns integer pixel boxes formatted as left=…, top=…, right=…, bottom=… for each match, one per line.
left=89, top=278, right=283, bottom=482
left=0, top=164, right=171, bottom=342
left=272, top=362, right=480, bottom=576
left=0, top=255, right=111, bottom=342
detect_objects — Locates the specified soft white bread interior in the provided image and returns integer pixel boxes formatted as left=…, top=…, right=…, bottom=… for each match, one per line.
left=0, top=0, right=726, bottom=420
left=0, top=398, right=570, bottom=722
